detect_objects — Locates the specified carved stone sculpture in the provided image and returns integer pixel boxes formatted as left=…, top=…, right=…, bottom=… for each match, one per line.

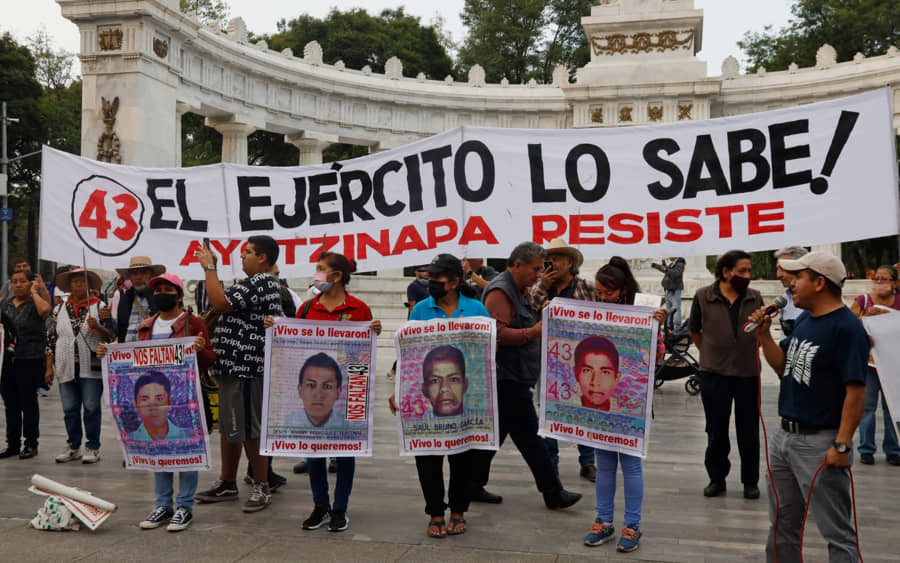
left=99, top=28, right=123, bottom=51
left=97, top=96, right=121, bottom=164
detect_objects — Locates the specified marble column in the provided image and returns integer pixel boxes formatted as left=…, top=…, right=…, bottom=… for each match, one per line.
left=206, top=119, right=258, bottom=164
left=285, top=134, right=333, bottom=166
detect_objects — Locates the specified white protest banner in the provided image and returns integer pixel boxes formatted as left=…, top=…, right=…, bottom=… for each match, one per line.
left=863, top=313, right=900, bottom=437
left=539, top=298, right=659, bottom=458
left=102, top=337, right=211, bottom=471
left=394, top=317, right=498, bottom=455
left=261, top=318, right=376, bottom=458
left=40, top=89, right=898, bottom=278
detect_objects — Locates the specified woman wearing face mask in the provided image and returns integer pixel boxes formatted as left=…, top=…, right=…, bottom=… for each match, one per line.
left=687, top=250, right=764, bottom=501
left=99, top=272, right=216, bottom=531
left=265, top=252, right=380, bottom=533
left=851, top=265, right=900, bottom=466
left=388, top=254, right=489, bottom=538
left=584, top=257, right=667, bottom=553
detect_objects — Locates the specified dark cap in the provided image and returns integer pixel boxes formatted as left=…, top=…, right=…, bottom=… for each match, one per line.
left=415, top=265, right=429, bottom=272
left=425, top=254, right=464, bottom=278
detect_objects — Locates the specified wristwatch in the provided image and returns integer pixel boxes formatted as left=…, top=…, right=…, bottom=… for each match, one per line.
left=204, top=264, right=216, bottom=271
left=832, top=441, right=850, bottom=454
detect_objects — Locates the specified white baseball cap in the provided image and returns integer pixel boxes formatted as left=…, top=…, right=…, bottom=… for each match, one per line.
left=777, top=251, right=847, bottom=287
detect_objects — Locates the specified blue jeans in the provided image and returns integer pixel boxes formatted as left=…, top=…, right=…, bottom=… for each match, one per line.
left=308, top=457, right=355, bottom=511
left=666, top=288, right=683, bottom=327
left=858, top=369, right=900, bottom=455
left=59, top=377, right=103, bottom=451
left=542, top=437, right=595, bottom=467
left=154, top=471, right=199, bottom=511
left=594, top=449, right=643, bottom=526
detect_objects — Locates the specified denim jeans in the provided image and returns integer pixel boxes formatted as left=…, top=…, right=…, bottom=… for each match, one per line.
left=666, top=288, right=683, bottom=327
left=594, top=448, right=643, bottom=526
left=308, top=457, right=355, bottom=511
left=858, top=369, right=900, bottom=455
left=59, top=376, right=103, bottom=450
left=154, top=471, right=199, bottom=511
left=542, top=437, right=595, bottom=467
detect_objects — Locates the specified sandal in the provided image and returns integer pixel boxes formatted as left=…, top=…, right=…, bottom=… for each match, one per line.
left=427, top=517, right=447, bottom=538
left=448, top=514, right=467, bottom=535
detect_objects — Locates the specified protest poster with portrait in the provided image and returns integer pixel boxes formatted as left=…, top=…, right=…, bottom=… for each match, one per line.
left=539, top=298, right=659, bottom=458
left=863, top=313, right=900, bottom=438
left=395, top=317, right=498, bottom=455
left=261, top=318, right=376, bottom=458
left=102, top=337, right=211, bottom=471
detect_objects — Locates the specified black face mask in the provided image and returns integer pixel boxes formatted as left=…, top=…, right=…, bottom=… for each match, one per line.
left=152, top=293, right=179, bottom=312
left=428, top=280, right=449, bottom=300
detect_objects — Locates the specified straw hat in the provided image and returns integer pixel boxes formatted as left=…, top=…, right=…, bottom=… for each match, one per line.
left=545, top=238, right=584, bottom=267
left=55, top=268, right=103, bottom=293
left=115, top=256, right=166, bottom=277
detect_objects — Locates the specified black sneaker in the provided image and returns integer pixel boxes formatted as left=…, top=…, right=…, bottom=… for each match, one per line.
left=302, top=505, right=331, bottom=530
left=166, top=507, right=193, bottom=532
left=269, top=470, right=287, bottom=491
left=194, top=479, right=239, bottom=503
left=19, top=446, right=38, bottom=459
left=139, top=506, right=174, bottom=529
left=328, top=459, right=337, bottom=473
left=329, top=510, right=349, bottom=532
left=860, top=453, right=875, bottom=465
left=0, top=447, right=21, bottom=459
left=293, top=460, right=308, bottom=474
left=543, top=488, right=582, bottom=509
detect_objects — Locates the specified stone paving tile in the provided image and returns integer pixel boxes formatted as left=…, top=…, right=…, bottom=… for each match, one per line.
left=0, top=351, right=897, bottom=562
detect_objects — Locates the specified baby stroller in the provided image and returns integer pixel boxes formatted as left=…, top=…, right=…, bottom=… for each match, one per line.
left=654, top=316, right=702, bottom=395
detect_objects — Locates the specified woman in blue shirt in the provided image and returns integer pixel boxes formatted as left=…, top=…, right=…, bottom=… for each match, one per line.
left=390, top=254, right=488, bottom=538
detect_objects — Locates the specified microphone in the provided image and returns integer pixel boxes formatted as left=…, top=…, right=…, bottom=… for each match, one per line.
left=742, top=295, right=788, bottom=333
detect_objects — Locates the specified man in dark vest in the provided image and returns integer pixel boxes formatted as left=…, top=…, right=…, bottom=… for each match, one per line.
left=113, top=257, right=165, bottom=343
left=469, top=241, right=582, bottom=509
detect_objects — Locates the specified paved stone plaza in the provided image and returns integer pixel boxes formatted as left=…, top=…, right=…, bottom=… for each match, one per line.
left=0, top=353, right=897, bottom=562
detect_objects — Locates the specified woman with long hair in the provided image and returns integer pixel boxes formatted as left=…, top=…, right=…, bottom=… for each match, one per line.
left=584, top=257, right=666, bottom=554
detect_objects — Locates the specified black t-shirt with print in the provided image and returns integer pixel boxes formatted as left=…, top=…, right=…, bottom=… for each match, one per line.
left=212, top=272, right=283, bottom=379
left=777, top=306, right=868, bottom=427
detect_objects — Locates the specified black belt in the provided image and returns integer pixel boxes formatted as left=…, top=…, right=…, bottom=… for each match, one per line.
left=781, top=418, right=838, bottom=435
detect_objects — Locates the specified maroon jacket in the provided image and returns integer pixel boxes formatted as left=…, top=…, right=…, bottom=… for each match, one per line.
left=136, top=312, right=216, bottom=370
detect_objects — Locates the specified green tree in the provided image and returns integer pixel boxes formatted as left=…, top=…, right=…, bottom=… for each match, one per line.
left=268, top=8, right=453, bottom=80
left=738, top=0, right=900, bottom=72
left=456, top=0, right=591, bottom=84
left=180, top=0, right=230, bottom=29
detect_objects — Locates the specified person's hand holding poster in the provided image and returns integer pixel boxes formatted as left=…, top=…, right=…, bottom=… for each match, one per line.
left=102, top=337, right=211, bottom=471
left=539, top=298, right=658, bottom=458
left=261, top=318, right=376, bottom=457
left=395, top=317, right=498, bottom=455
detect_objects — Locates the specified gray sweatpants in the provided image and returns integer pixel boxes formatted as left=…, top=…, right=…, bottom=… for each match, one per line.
left=766, top=428, right=859, bottom=563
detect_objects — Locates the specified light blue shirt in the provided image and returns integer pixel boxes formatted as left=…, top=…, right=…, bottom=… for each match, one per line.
left=128, top=420, right=192, bottom=443
left=409, top=294, right=489, bottom=321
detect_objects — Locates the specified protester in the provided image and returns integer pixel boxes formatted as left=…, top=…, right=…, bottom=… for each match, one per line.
left=750, top=251, right=867, bottom=562
left=583, top=257, right=667, bottom=553
left=651, top=257, right=685, bottom=327
left=462, top=258, right=497, bottom=300
left=193, top=236, right=284, bottom=513
left=0, top=258, right=51, bottom=304
left=388, top=253, right=488, bottom=537
left=269, top=251, right=381, bottom=532
left=471, top=241, right=582, bottom=510
left=98, top=273, right=216, bottom=531
left=688, top=250, right=764, bottom=499
left=773, top=246, right=809, bottom=343
left=111, top=257, right=166, bottom=343
left=528, top=238, right=597, bottom=482
left=0, top=269, right=51, bottom=459
left=849, top=264, right=900, bottom=466
left=45, top=268, right=115, bottom=464
left=406, top=266, right=430, bottom=315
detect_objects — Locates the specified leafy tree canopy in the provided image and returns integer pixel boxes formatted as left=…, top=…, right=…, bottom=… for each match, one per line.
left=738, top=0, right=900, bottom=72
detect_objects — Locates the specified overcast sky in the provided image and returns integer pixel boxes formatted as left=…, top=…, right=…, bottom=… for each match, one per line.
left=4, top=0, right=793, bottom=78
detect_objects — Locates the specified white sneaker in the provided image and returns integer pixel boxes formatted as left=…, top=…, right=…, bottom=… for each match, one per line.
left=82, top=449, right=101, bottom=464
left=55, top=448, right=82, bottom=463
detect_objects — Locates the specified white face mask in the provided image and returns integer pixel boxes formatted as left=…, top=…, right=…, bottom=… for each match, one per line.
left=312, top=270, right=334, bottom=293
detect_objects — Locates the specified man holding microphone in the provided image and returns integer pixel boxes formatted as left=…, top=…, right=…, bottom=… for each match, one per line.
left=749, top=251, right=866, bottom=562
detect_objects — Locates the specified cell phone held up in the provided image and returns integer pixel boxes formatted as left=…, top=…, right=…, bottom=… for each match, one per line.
left=544, top=260, right=554, bottom=271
